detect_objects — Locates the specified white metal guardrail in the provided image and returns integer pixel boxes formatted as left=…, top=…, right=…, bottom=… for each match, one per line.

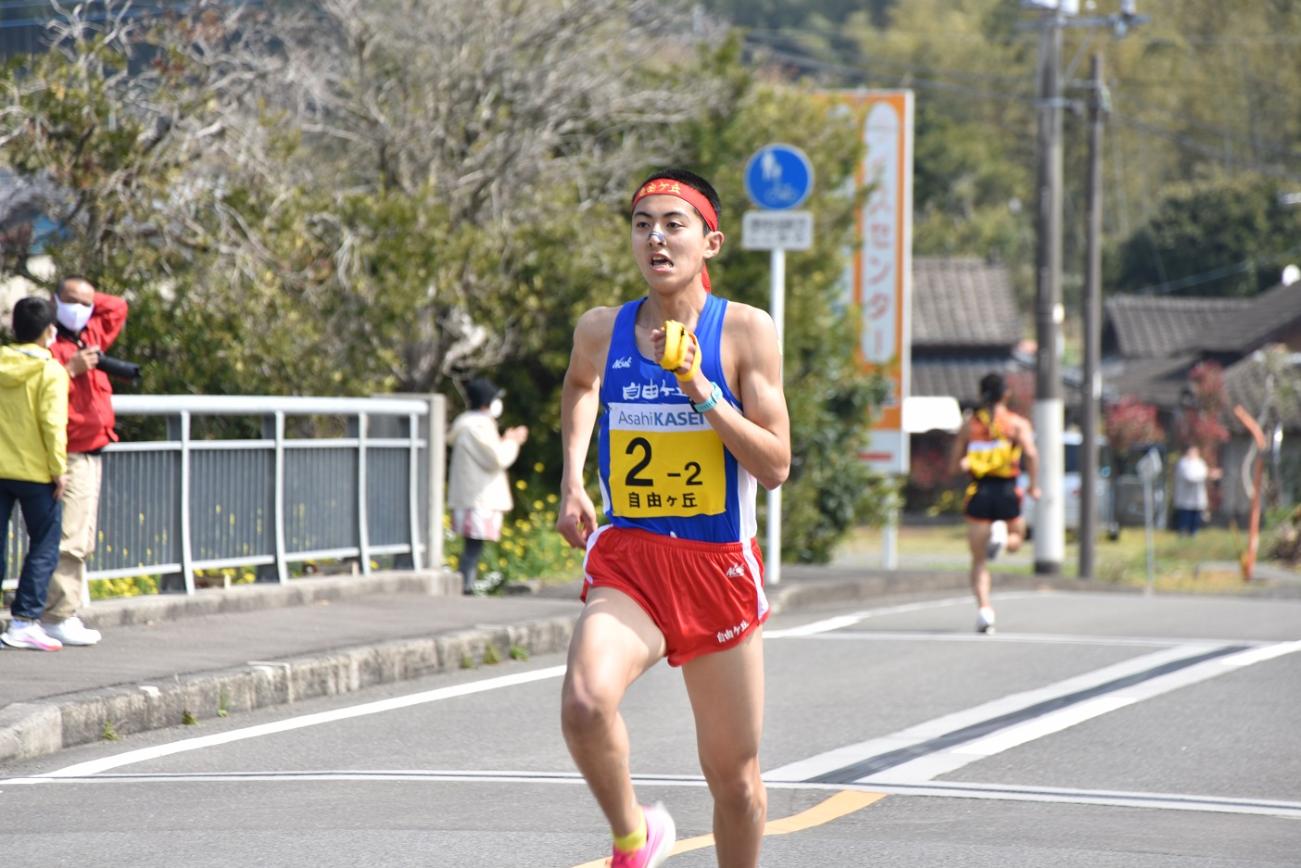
left=3, top=394, right=447, bottom=601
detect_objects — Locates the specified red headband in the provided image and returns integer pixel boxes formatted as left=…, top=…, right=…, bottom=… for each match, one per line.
left=631, top=178, right=719, bottom=293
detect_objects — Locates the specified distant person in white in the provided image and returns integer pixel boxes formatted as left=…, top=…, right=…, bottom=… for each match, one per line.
left=1172, top=445, right=1221, bottom=537
left=447, top=378, right=528, bottom=595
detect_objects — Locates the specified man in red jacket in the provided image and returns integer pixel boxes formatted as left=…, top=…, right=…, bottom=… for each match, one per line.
left=43, top=275, right=128, bottom=646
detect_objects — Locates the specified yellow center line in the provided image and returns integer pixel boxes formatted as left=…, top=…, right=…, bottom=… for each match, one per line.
left=570, top=789, right=886, bottom=867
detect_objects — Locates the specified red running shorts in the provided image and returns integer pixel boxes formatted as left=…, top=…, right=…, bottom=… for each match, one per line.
left=581, top=525, right=769, bottom=667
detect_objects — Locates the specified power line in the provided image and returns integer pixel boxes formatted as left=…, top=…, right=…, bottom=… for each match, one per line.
left=1110, top=91, right=1300, bottom=167
left=745, top=27, right=1033, bottom=86
left=1129, top=244, right=1301, bottom=296
left=1109, top=113, right=1301, bottom=183
left=741, top=36, right=1034, bottom=104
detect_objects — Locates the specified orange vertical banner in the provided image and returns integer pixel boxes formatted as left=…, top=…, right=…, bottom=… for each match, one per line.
left=839, top=90, right=913, bottom=474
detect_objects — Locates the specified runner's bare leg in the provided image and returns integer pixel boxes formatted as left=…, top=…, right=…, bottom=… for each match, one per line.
left=561, top=587, right=667, bottom=839
left=683, top=628, right=767, bottom=868
left=966, top=520, right=993, bottom=609
left=1007, top=515, right=1027, bottom=553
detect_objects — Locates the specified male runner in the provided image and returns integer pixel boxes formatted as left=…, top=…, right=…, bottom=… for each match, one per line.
left=949, top=372, right=1039, bottom=634
left=556, top=168, right=790, bottom=868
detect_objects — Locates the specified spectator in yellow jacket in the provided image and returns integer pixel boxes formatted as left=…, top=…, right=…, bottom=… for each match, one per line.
left=0, top=297, right=70, bottom=651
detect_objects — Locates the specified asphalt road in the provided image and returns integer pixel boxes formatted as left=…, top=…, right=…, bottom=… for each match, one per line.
left=3, top=589, right=1299, bottom=867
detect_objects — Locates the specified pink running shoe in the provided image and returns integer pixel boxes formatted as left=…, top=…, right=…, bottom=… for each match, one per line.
left=610, top=803, right=676, bottom=868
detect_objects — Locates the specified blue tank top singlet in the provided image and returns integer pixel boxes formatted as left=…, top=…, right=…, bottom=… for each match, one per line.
left=597, top=294, right=757, bottom=543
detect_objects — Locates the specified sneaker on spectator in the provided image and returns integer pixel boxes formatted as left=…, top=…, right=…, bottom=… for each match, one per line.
left=1, top=619, right=63, bottom=651
left=44, top=616, right=101, bottom=646
left=610, top=803, right=676, bottom=868
left=986, top=520, right=1008, bottom=560
left=976, top=607, right=997, bottom=635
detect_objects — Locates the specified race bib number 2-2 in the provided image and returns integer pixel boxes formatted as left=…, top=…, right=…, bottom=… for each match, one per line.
left=608, top=402, right=726, bottom=518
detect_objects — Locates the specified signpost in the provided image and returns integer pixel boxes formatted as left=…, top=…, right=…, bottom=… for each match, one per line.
left=839, top=90, right=914, bottom=569
left=742, top=143, right=815, bottom=586
left=1136, top=446, right=1162, bottom=594
left=741, top=211, right=813, bottom=252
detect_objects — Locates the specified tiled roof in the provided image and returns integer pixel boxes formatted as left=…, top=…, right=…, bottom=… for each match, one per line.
left=1223, top=348, right=1301, bottom=432
left=910, top=353, right=1021, bottom=404
left=912, top=257, right=1022, bottom=347
left=1104, top=353, right=1199, bottom=408
left=1201, top=282, right=1301, bottom=353
left=1104, top=294, right=1251, bottom=358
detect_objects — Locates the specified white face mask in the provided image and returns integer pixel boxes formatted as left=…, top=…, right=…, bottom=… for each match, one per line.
left=56, top=299, right=94, bottom=333
left=488, top=398, right=504, bottom=419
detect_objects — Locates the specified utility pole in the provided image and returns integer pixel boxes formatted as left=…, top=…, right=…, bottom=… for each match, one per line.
left=1032, top=8, right=1066, bottom=576
left=1080, top=51, right=1106, bottom=581
left=1022, top=0, right=1146, bottom=577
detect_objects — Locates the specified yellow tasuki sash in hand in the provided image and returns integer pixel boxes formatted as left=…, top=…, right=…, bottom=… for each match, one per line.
left=659, top=320, right=702, bottom=382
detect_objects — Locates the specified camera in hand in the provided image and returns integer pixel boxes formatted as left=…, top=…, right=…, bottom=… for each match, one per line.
left=96, top=353, right=141, bottom=383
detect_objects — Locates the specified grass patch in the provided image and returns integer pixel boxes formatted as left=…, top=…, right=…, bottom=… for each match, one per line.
left=839, top=522, right=1279, bottom=592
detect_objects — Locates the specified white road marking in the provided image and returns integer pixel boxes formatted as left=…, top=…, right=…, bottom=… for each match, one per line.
left=18, top=596, right=1023, bottom=783
left=16, top=769, right=1301, bottom=820
left=797, top=631, right=1271, bottom=648
left=864, top=640, right=1301, bottom=785
left=7, top=664, right=567, bottom=784
left=765, top=593, right=1041, bottom=638
left=830, top=779, right=1301, bottom=820
left=1214, top=638, right=1301, bottom=667
left=9, top=594, right=1298, bottom=830
left=763, top=642, right=1249, bottom=783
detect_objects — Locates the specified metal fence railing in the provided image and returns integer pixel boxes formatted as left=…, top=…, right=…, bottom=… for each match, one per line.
left=3, top=394, right=447, bottom=602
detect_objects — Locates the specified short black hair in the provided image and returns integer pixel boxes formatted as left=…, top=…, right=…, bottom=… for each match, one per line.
left=56, top=274, right=91, bottom=297
left=979, top=372, right=1007, bottom=406
left=634, top=168, right=722, bottom=231
left=13, top=296, right=55, bottom=343
left=465, top=377, right=501, bottom=410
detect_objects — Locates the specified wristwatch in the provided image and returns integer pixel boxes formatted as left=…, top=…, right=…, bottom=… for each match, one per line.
left=692, top=381, right=724, bottom=414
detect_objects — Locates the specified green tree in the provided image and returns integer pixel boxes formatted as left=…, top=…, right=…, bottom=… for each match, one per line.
left=2, top=7, right=896, bottom=561
left=1108, top=174, right=1301, bottom=297
left=0, top=5, right=222, bottom=288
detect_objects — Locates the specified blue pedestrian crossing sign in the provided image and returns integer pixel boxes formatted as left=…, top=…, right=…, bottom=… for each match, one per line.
left=744, top=144, right=814, bottom=210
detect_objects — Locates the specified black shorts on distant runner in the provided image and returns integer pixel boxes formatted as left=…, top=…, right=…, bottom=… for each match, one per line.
left=964, top=477, right=1021, bottom=522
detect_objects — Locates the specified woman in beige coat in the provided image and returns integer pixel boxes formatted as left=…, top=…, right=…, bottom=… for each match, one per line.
left=447, top=378, right=528, bottom=594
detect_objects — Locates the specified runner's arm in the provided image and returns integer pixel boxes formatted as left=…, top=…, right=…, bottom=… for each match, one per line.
left=685, top=305, right=789, bottom=491
left=556, top=309, right=611, bottom=548
left=1017, top=418, right=1040, bottom=498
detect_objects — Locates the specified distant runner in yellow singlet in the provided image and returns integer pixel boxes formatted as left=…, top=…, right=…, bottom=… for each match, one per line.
left=949, top=373, right=1039, bottom=634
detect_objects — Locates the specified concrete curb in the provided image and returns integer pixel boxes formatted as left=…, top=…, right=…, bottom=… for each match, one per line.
left=0, top=613, right=578, bottom=767
left=73, top=569, right=463, bottom=630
